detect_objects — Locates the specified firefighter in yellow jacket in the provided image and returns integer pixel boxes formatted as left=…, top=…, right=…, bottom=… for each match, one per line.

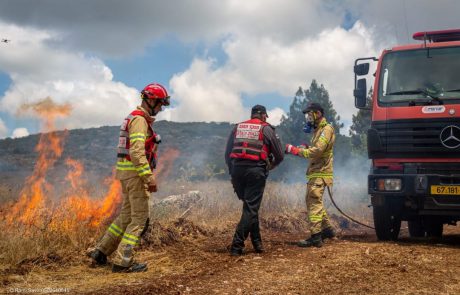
left=88, top=83, right=170, bottom=272
left=285, top=102, right=336, bottom=248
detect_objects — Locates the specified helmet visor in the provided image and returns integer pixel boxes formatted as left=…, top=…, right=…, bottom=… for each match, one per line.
left=161, top=96, right=170, bottom=106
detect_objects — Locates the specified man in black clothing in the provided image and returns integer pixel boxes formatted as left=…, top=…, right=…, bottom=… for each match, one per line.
left=225, top=105, right=284, bottom=256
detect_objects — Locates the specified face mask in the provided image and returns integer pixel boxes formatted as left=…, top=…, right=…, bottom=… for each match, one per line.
left=303, top=112, right=316, bottom=133
left=303, top=122, right=313, bottom=133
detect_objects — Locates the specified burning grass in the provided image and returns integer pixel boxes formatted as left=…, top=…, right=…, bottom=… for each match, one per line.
left=0, top=135, right=122, bottom=268
left=0, top=176, right=370, bottom=270
left=0, top=98, right=122, bottom=270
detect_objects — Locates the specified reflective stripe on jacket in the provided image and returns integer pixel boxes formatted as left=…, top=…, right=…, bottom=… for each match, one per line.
left=298, top=118, right=335, bottom=184
left=115, top=106, right=156, bottom=183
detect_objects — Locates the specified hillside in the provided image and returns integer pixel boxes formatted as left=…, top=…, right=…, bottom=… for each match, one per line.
left=0, top=120, right=369, bottom=205
left=0, top=121, right=233, bottom=199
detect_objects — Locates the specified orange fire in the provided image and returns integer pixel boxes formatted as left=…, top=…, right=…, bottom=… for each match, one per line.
left=61, top=159, right=121, bottom=228
left=8, top=98, right=71, bottom=225
left=7, top=97, right=121, bottom=231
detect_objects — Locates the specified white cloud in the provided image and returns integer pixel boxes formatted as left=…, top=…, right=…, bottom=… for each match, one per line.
left=158, top=58, right=247, bottom=123
left=1, top=0, right=459, bottom=133
left=266, top=107, right=286, bottom=126
left=3, top=0, right=455, bottom=57
left=344, top=0, right=460, bottom=45
left=0, top=22, right=139, bottom=130
left=0, top=118, right=7, bottom=138
left=166, top=22, right=379, bottom=129
left=0, top=0, right=342, bottom=56
left=11, top=127, right=28, bottom=138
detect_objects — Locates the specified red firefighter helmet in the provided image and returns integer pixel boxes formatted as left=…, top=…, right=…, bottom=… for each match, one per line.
left=141, top=83, right=170, bottom=106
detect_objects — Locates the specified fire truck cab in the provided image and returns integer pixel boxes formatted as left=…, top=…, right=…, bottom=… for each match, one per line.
left=354, top=29, right=460, bottom=240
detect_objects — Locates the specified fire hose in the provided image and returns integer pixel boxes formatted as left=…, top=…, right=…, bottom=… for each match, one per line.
left=325, top=185, right=375, bottom=230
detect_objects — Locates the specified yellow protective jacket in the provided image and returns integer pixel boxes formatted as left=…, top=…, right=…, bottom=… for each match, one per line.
left=115, top=106, right=155, bottom=185
left=298, top=118, right=335, bottom=185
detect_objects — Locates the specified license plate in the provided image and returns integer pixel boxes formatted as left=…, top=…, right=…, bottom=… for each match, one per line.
left=430, top=185, right=460, bottom=195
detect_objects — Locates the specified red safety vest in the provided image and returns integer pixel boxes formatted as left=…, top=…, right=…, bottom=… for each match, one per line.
left=117, top=110, right=158, bottom=169
left=230, top=118, right=270, bottom=161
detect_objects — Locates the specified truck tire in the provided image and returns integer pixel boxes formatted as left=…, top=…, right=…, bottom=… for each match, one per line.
left=408, top=218, right=425, bottom=237
left=425, top=218, right=443, bottom=238
left=373, top=202, right=401, bottom=241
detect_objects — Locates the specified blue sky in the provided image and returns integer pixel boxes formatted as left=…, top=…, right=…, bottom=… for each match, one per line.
left=0, top=0, right=459, bottom=138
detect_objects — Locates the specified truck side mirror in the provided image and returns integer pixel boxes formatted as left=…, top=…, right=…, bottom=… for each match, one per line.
left=354, top=78, right=367, bottom=108
left=354, top=63, right=369, bottom=76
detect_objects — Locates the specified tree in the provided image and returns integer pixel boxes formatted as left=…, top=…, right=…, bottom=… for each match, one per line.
left=274, top=80, right=351, bottom=182
left=278, top=80, right=343, bottom=145
left=303, top=80, right=344, bottom=134
left=349, top=88, right=373, bottom=154
left=277, top=87, right=307, bottom=145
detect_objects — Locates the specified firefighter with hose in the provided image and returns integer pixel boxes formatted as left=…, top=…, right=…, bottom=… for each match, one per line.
left=285, top=102, right=337, bottom=248
left=88, top=83, right=170, bottom=272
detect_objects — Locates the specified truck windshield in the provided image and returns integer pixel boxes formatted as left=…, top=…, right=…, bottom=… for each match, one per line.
left=378, top=47, right=460, bottom=104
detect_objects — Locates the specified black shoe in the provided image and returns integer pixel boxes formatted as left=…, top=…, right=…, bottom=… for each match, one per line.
left=88, top=249, right=107, bottom=266
left=230, top=248, right=244, bottom=256
left=297, top=233, right=323, bottom=248
left=252, top=242, right=265, bottom=253
left=321, top=227, right=336, bottom=240
left=112, top=262, right=148, bottom=273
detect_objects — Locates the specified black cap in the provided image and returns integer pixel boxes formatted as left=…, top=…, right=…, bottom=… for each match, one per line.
left=302, top=102, right=324, bottom=114
left=251, top=104, right=269, bottom=117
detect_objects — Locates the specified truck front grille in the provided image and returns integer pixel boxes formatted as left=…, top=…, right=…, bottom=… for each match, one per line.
left=370, top=118, right=460, bottom=159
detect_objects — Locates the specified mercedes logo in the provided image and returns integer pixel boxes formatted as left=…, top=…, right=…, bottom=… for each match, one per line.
left=440, top=125, right=460, bottom=149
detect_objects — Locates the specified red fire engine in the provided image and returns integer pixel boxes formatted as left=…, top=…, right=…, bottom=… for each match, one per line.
left=354, top=29, right=460, bottom=240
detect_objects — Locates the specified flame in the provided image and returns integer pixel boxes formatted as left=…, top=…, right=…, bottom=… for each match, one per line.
left=6, top=97, right=121, bottom=232
left=96, top=177, right=122, bottom=226
left=65, top=158, right=84, bottom=190
left=155, top=148, right=180, bottom=180
left=8, top=98, right=68, bottom=224
left=60, top=163, right=121, bottom=229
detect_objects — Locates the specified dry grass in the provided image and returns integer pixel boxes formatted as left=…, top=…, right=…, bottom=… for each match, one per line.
left=0, top=213, right=107, bottom=269
left=0, top=178, right=370, bottom=271
left=150, top=179, right=369, bottom=229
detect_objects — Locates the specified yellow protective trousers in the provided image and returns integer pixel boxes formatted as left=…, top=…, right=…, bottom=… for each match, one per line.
left=306, top=178, right=332, bottom=235
left=96, top=176, right=150, bottom=267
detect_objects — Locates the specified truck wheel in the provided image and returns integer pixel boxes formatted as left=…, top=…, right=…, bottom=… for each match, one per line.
left=408, top=218, right=425, bottom=237
left=373, top=203, right=401, bottom=241
left=425, top=219, right=443, bottom=238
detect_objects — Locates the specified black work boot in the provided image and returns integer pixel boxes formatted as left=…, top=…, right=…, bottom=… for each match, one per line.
left=230, top=234, right=245, bottom=256
left=321, top=227, right=336, bottom=240
left=252, top=241, right=265, bottom=253
left=112, top=262, right=148, bottom=273
left=88, top=249, right=107, bottom=266
left=297, top=233, right=323, bottom=248
left=230, top=247, right=244, bottom=256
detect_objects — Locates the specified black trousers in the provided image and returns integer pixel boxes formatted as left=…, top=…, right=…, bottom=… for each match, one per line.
left=230, top=165, right=267, bottom=250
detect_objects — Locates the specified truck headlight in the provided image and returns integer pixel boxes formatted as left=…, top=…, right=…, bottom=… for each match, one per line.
left=377, top=178, right=402, bottom=191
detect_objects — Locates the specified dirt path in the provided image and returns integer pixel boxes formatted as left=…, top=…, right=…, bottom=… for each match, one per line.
left=2, top=226, right=460, bottom=295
